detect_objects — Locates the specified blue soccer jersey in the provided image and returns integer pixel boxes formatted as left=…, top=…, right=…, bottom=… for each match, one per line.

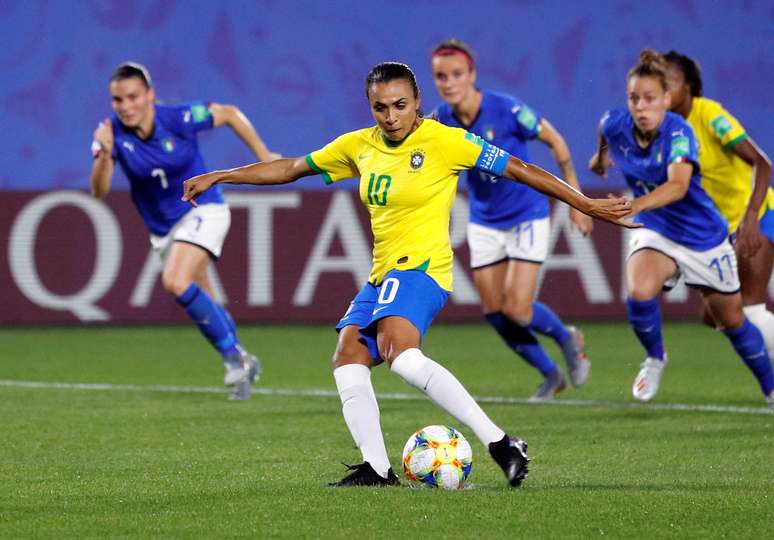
left=109, top=101, right=224, bottom=236
left=434, top=89, right=548, bottom=228
left=601, top=108, right=727, bottom=250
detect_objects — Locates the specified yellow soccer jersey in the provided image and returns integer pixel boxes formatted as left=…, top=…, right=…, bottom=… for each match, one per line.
left=688, top=96, right=774, bottom=232
left=306, top=119, right=488, bottom=291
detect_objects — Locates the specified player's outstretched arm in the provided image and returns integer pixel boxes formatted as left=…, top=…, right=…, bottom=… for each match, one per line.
left=502, top=155, right=639, bottom=229
left=210, top=103, right=282, bottom=162
left=182, top=157, right=313, bottom=205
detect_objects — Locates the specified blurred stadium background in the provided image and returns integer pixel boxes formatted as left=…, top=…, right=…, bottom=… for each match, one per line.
left=1, top=0, right=773, bottom=325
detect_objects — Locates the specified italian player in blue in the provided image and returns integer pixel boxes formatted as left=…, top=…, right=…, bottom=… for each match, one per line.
left=89, top=62, right=280, bottom=401
left=430, top=39, right=592, bottom=401
left=182, top=62, right=638, bottom=486
left=589, top=50, right=774, bottom=408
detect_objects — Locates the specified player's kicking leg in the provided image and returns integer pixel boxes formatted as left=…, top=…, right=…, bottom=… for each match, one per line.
left=376, top=270, right=530, bottom=487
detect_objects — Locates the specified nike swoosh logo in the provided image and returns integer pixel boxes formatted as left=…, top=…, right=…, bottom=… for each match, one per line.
left=373, top=306, right=389, bottom=314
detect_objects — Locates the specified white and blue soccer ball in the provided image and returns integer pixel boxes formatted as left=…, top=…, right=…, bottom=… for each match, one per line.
left=402, top=425, right=473, bottom=489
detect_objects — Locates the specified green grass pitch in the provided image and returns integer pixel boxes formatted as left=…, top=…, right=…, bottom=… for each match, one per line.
left=1, top=322, right=772, bottom=538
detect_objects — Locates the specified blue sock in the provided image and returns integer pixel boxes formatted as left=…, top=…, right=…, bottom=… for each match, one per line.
left=724, top=318, right=774, bottom=395
left=176, top=284, right=240, bottom=357
left=626, top=297, right=665, bottom=360
left=530, top=301, right=571, bottom=345
left=485, top=312, right=558, bottom=376
left=222, top=305, right=238, bottom=337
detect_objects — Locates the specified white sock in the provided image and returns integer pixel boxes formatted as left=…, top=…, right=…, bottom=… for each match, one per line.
left=390, top=348, right=506, bottom=446
left=333, top=364, right=391, bottom=478
left=743, top=304, right=774, bottom=359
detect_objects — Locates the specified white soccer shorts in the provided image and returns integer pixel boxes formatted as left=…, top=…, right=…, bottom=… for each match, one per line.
left=627, top=227, right=740, bottom=293
left=150, top=203, right=231, bottom=260
left=467, top=217, right=550, bottom=269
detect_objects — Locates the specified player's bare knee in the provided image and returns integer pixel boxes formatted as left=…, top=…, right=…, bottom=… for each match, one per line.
left=705, top=293, right=745, bottom=330
left=502, top=303, right=532, bottom=326
left=715, top=308, right=745, bottom=330
left=628, top=285, right=659, bottom=302
left=332, top=329, right=371, bottom=369
left=161, top=272, right=191, bottom=296
left=332, top=344, right=356, bottom=368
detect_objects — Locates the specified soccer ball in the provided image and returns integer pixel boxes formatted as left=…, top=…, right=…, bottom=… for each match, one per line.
left=401, top=425, right=473, bottom=489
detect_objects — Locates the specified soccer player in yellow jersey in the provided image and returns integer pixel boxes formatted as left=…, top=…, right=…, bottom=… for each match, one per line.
left=183, top=62, right=637, bottom=487
left=664, top=51, right=774, bottom=361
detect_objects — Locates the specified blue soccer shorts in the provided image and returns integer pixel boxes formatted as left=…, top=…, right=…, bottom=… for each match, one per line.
left=335, top=269, right=449, bottom=363
left=758, top=206, right=774, bottom=246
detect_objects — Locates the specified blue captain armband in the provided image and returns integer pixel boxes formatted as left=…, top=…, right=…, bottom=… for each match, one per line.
left=474, top=141, right=511, bottom=177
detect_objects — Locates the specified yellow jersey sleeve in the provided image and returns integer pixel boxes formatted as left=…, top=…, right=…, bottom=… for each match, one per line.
left=435, top=126, right=488, bottom=172
left=305, top=131, right=361, bottom=184
left=702, top=99, right=747, bottom=149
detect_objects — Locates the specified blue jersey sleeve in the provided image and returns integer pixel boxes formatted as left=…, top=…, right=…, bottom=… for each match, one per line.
left=510, top=101, right=541, bottom=141
left=177, top=101, right=214, bottom=137
left=666, top=120, right=700, bottom=173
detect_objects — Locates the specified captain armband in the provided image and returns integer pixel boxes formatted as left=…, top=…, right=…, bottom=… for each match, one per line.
left=474, top=141, right=511, bottom=177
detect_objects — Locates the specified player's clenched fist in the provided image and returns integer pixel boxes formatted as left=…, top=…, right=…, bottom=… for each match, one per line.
left=93, top=119, right=114, bottom=154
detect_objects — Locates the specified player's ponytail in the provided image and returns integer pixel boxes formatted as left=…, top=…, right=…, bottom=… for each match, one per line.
left=627, top=49, right=668, bottom=90
left=663, top=50, right=703, bottom=97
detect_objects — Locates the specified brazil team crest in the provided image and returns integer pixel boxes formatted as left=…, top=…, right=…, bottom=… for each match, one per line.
left=410, top=149, right=425, bottom=170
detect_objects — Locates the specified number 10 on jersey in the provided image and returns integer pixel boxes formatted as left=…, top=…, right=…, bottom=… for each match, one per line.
left=367, top=173, right=391, bottom=206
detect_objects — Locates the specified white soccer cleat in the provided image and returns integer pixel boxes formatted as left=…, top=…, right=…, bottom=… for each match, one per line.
left=565, top=326, right=591, bottom=387
left=224, top=348, right=261, bottom=401
left=632, top=356, right=667, bottom=402
left=223, top=359, right=249, bottom=386
left=223, top=346, right=262, bottom=385
left=767, top=390, right=774, bottom=410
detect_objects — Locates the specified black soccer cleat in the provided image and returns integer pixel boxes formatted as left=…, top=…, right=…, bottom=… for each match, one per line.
left=488, top=435, right=530, bottom=487
left=329, top=462, right=400, bottom=487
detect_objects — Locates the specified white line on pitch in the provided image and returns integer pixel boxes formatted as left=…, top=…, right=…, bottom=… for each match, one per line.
left=0, top=379, right=771, bottom=416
